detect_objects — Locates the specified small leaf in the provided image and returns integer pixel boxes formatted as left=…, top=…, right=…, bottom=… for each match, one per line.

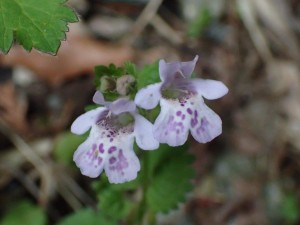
left=136, top=61, right=160, bottom=90
left=54, top=132, right=87, bottom=166
left=0, top=0, right=78, bottom=54
left=56, top=208, right=117, bottom=225
left=124, top=61, right=137, bottom=77
left=1, top=200, right=46, bottom=225
left=146, top=145, right=195, bottom=213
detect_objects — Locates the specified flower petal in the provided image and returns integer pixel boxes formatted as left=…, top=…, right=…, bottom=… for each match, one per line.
left=153, top=98, right=192, bottom=146
left=71, top=107, right=106, bottom=135
left=190, top=102, right=222, bottom=143
left=192, top=78, right=228, bottom=100
left=135, top=83, right=162, bottom=109
left=104, top=133, right=140, bottom=184
left=108, top=98, right=136, bottom=115
left=159, top=56, right=198, bottom=82
left=134, top=114, right=159, bottom=150
left=93, top=91, right=106, bottom=105
left=73, top=127, right=105, bottom=178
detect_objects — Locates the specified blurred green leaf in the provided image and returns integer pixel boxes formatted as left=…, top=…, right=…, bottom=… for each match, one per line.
left=0, top=0, right=78, bottom=54
left=281, top=193, right=300, bottom=224
left=56, top=208, right=117, bottom=225
left=54, top=132, right=87, bottom=166
left=1, top=200, right=46, bottom=225
left=146, top=145, right=195, bottom=213
left=188, top=8, right=212, bottom=38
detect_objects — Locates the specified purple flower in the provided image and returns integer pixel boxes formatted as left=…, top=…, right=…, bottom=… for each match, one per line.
left=71, top=91, right=159, bottom=183
left=135, top=56, right=228, bottom=146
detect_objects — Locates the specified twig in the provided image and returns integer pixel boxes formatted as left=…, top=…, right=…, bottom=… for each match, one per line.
left=125, top=0, right=164, bottom=44
left=150, top=14, right=184, bottom=45
left=0, top=165, right=39, bottom=199
left=0, top=118, right=53, bottom=205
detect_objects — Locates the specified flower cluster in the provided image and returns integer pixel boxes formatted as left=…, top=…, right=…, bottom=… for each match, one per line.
left=71, top=56, right=228, bottom=183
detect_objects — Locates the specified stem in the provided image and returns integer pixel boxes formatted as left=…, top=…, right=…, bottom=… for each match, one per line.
left=134, top=151, right=156, bottom=225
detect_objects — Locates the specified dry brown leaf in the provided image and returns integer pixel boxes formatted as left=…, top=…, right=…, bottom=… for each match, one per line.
left=0, top=26, right=134, bottom=85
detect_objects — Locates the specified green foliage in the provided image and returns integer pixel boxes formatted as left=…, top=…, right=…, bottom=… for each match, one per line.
left=188, top=8, right=212, bottom=38
left=0, top=0, right=78, bottom=54
left=136, top=61, right=160, bottom=90
left=146, top=145, right=195, bottom=213
left=94, top=176, right=141, bottom=220
left=93, top=145, right=195, bottom=220
left=94, top=64, right=126, bottom=101
left=56, top=208, right=117, bottom=225
left=94, top=64, right=124, bottom=86
left=124, top=61, right=137, bottom=77
left=98, top=188, right=136, bottom=220
left=1, top=200, right=46, bottom=225
left=54, top=132, right=87, bottom=166
left=280, top=193, right=300, bottom=224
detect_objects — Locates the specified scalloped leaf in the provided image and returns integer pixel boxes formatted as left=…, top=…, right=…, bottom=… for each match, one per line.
left=146, top=145, right=195, bottom=213
left=0, top=0, right=78, bottom=54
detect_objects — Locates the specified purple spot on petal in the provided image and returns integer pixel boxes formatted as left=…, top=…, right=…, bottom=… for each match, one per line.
left=98, top=157, right=103, bottom=165
left=176, top=111, right=182, bottom=116
left=187, top=108, right=193, bottom=115
left=196, top=117, right=209, bottom=134
left=109, top=157, right=116, bottom=164
left=181, top=114, right=186, bottom=120
left=116, top=150, right=129, bottom=170
left=191, top=119, right=198, bottom=128
left=108, top=146, right=117, bottom=154
left=194, top=110, right=198, bottom=117
left=99, top=143, right=105, bottom=153
left=181, top=103, right=185, bottom=107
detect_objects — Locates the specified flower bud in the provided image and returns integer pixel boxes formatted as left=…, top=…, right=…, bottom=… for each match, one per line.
left=100, top=75, right=116, bottom=92
left=116, top=75, right=135, bottom=96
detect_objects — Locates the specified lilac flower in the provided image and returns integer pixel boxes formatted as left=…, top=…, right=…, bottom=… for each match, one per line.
left=71, top=91, right=159, bottom=183
left=135, top=56, right=228, bottom=146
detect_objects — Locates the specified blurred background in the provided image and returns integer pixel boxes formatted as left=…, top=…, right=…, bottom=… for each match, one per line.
left=0, top=0, right=300, bottom=224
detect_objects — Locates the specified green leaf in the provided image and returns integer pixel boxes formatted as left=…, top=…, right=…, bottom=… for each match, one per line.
left=1, top=200, right=46, bottom=225
left=95, top=176, right=141, bottom=220
left=124, top=61, right=137, bottom=77
left=56, top=208, right=117, bottom=225
left=0, top=0, right=78, bottom=54
left=146, top=145, right=195, bottom=213
left=188, top=8, right=212, bottom=38
left=136, top=61, right=160, bottom=90
left=98, top=188, right=135, bottom=220
left=54, top=132, right=87, bottom=166
left=280, top=193, right=300, bottom=223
